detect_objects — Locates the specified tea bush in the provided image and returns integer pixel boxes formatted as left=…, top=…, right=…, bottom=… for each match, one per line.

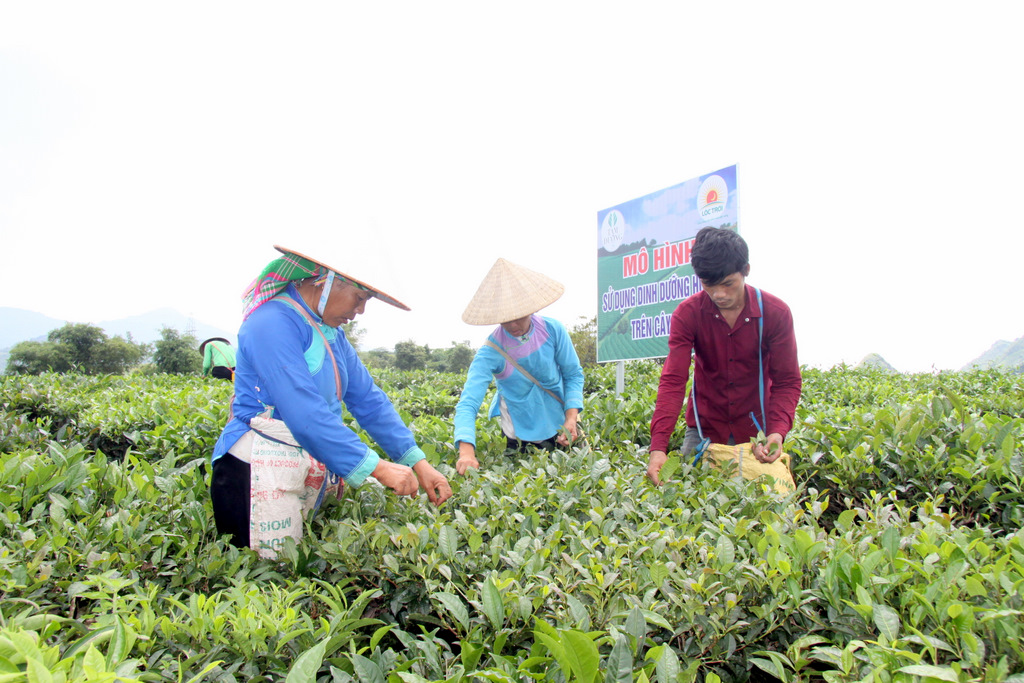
left=1, top=367, right=1022, bottom=682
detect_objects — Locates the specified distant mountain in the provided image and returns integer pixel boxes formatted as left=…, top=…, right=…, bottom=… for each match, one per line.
left=0, top=308, right=67, bottom=348
left=962, top=335, right=1024, bottom=372
left=0, top=307, right=236, bottom=370
left=856, top=353, right=898, bottom=372
left=94, top=308, right=236, bottom=346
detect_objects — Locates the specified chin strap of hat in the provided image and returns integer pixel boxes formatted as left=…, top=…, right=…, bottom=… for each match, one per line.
left=316, top=270, right=336, bottom=318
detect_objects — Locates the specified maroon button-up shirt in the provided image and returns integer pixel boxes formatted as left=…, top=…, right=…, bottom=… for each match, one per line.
left=649, top=284, right=801, bottom=452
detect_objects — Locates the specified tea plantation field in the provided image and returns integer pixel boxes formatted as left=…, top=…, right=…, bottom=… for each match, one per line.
left=1, top=364, right=1022, bottom=682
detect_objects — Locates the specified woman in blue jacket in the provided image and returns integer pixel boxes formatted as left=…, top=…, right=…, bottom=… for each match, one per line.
left=211, top=245, right=451, bottom=556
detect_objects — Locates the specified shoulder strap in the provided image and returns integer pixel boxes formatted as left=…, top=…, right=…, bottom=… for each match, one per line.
left=484, top=339, right=563, bottom=405
left=757, top=288, right=765, bottom=429
left=213, top=343, right=230, bottom=367
left=694, top=288, right=767, bottom=458
left=691, top=372, right=705, bottom=440
left=748, top=288, right=767, bottom=432
left=274, top=296, right=343, bottom=402
left=688, top=373, right=710, bottom=465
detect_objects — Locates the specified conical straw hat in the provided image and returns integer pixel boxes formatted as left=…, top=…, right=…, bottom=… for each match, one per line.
left=462, top=258, right=565, bottom=325
left=199, top=337, right=231, bottom=353
left=275, top=245, right=410, bottom=310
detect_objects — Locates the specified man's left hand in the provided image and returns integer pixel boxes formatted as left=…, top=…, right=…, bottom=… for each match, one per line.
left=752, top=432, right=784, bottom=463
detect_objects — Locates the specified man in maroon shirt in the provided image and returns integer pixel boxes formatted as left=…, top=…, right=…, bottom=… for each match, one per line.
left=646, top=227, right=801, bottom=485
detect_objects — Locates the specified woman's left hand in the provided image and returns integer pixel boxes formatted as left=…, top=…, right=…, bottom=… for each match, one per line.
left=412, top=460, right=453, bottom=506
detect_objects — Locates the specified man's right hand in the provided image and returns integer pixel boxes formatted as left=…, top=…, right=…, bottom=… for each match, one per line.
left=372, top=460, right=419, bottom=496
left=456, top=442, right=479, bottom=475
left=646, top=450, right=668, bottom=486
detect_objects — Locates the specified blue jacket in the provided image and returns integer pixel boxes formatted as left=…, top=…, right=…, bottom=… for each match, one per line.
left=212, top=284, right=424, bottom=486
left=454, top=315, right=584, bottom=445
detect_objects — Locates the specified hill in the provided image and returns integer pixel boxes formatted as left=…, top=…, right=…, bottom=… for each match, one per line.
left=962, top=335, right=1024, bottom=372
left=94, top=308, right=236, bottom=347
left=856, top=353, right=897, bottom=372
left=0, top=308, right=66, bottom=349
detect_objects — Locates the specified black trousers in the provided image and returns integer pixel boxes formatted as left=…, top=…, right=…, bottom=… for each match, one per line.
left=211, top=453, right=250, bottom=548
left=504, top=435, right=558, bottom=454
left=211, top=366, right=234, bottom=380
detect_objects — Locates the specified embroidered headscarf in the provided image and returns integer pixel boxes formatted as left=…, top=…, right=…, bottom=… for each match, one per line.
left=242, top=252, right=366, bottom=321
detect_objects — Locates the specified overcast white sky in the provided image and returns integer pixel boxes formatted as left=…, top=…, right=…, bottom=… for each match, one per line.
left=2, top=2, right=1022, bottom=373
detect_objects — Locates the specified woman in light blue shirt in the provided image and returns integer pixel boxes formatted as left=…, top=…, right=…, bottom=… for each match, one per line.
left=454, top=258, right=585, bottom=474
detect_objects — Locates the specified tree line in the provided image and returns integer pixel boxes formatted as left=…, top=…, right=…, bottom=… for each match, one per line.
left=4, top=316, right=599, bottom=376
left=358, top=316, right=598, bottom=373
left=4, top=323, right=204, bottom=375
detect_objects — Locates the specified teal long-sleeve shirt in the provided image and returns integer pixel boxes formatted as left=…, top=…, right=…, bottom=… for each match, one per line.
left=211, top=285, right=424, bottom=486
left=454, top=315, right=584, bottom=446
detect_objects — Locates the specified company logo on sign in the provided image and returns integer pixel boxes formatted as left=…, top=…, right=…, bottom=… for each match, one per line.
left=601, top=209, right=625, bottom=252
left=697, top=175, right=728, bottom=222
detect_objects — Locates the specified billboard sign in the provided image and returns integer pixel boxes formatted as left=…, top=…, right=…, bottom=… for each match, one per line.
left=596, top=165, right=739, bottom=362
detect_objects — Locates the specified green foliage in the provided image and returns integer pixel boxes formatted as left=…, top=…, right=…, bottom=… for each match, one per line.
left=152, top=326, right=201, bottom=374
left=342, top=320, right=367, bottom=351
left=5, top=339, right=72, bottom=374
left=89, top=334, right=148, bottom=374
left=49, top=322, right=108, bottom=367
left=392, top=340, right=475, bottom=374
left=438, top=341, right=475, bottom=374
left=394, top=340, right=429, bottom=371
left=361, top=347, right=396, bottom=370
left=569, top=315, right=597, bottom=367
left=1, top=365, right=1022, bottom=681
left=5, top=323, right=148, bottom=376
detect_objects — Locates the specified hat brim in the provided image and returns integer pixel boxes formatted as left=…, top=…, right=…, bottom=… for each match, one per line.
left=199, top=336, right=230, bottom=353
left=274, top=245, right=410, bottom=311
left=461, top=258, right=564, bottom=325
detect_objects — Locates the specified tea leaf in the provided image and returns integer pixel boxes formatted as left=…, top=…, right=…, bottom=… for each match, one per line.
left=750, top=651, right=793, bottom=681
left=566, top=593, right=591, bottom=631
left=432, top=592, right=469, bottom=631
left=562, top=630, right=599, bottom=683
left=482, top=578, right=504, bottom=630
left=624, top=606, right=647, bottom=657
left=873, top=604, right=900, bottom=641
left=715, top=536, right=735, bottom=566
left=460, top=640, right=483, bottom=671
left=605, top=634, right=634, bottom=683
left=649, top=562, right=669, bottom=587
left=652, top=644, right=679, bottom=683
left=438, top=525, right=458, bottom=561
left=896, top=665, right=958, bottom=681
left=659, top=456, right=680, bottom=482
left=286, top=640, right=327, bottom=683
left=534, top=630, right=571, bottom=680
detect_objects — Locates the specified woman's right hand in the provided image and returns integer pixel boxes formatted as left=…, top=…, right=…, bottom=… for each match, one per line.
left=372, top=460, right=419, bottom=496
left=455, top=442, right=479, bottom=475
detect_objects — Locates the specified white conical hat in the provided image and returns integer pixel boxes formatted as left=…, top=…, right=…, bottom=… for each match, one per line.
left=462, top=258, right=565, bottom=325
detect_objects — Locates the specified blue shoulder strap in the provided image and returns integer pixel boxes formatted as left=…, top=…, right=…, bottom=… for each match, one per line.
left=693, top=287, right=766, bottom=463
left=749, top=288, right=767, bottom=433
left=689, top=378, right=711, bottom=465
